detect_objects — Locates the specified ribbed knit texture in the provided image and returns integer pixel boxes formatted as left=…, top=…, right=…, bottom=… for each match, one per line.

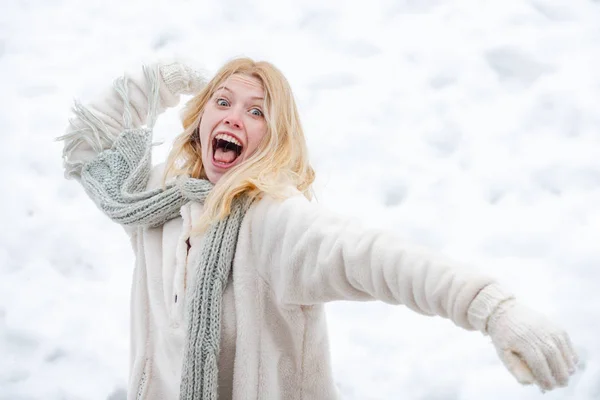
left=58, top=64, right=247, bottom=400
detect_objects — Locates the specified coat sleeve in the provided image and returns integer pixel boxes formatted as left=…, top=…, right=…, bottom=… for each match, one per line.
left=249, top=194, right=511, bottom=330
left=56, top=64, right=184, bottom=181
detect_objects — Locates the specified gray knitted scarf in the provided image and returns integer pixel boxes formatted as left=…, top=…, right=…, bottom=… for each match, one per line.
left=58, top=66, right=247, bottom=400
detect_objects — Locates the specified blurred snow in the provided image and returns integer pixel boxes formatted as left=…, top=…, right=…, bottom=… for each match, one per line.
left=1, top=0, right=599, bottom=398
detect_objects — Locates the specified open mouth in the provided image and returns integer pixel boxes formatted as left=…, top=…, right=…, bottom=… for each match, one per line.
left=212, top=133, right=243, bottom=167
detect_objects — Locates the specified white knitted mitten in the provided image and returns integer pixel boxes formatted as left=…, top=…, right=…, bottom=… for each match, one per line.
left=469, top=284, right=578, bottom=391
left=159, top=62, right=208, bottom=96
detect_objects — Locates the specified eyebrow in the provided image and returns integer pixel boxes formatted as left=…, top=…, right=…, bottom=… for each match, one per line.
left=216, top=86, right=264, bottom=101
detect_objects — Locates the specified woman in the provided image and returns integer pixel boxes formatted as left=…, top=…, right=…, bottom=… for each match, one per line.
left=57, top=58, right=578, bottom=399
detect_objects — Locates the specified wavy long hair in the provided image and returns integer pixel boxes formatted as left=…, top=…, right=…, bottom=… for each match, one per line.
left=163, top=57, right=315, bottom=233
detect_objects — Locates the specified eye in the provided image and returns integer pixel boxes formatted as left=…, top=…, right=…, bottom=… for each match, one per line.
left=250, top=107, right=263, bottom=117
left=216, top=98, right=230, bottom=107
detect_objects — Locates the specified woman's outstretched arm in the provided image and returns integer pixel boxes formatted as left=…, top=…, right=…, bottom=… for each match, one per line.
left=249, top=193, right=578, bottom=391
left=252, top=194, right=493, bottom=324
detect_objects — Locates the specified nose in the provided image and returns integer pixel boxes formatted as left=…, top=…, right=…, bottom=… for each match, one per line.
left=223, top=109, right=243, bottom=130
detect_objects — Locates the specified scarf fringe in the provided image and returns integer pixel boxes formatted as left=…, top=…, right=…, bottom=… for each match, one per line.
left=56, top=64, right=162, bottom=178
left=113, top=75, right=133, bottom=130
left=143, top=64, right=161, bottom=130
left=56, top=100, right=118, bottom=178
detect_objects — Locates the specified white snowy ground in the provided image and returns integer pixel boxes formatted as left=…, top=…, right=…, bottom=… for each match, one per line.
left=1, top=0, right=599, bottom=399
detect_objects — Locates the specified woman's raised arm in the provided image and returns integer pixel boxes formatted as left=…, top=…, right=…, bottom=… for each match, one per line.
left=56, top=62, right=206, bottom=180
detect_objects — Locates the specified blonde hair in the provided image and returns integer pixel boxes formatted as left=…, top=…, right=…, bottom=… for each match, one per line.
left=163, top=57, right=315, bottom=233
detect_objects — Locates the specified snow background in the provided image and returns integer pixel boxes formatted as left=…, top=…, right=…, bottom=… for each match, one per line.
left=1, top=0, right=599, bottom=398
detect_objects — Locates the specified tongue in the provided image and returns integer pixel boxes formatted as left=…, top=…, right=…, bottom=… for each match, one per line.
left=214, top=148, right=237, bottom=164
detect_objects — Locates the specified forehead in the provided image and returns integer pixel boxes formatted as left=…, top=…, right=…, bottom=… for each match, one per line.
left=216, top=74, right=264, bottom=98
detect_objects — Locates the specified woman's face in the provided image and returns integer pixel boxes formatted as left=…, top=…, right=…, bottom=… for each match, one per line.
left=198, top=73, right=268, bottom=184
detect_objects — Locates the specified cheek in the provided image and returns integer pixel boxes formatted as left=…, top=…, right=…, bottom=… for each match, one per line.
left=246, top=122, right=268, bottom=151
left=197, top=108, right=221, bottom=147
left=198, top=120, right=214, bottom=149
left=197, top=126, right=208, bottom=149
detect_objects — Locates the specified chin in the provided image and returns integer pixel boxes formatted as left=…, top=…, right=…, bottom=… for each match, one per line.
left=205, top=171, right=221, bottom=185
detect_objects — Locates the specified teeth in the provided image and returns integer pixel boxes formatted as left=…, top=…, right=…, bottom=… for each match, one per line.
left=215, top=133, right=242, bottom=147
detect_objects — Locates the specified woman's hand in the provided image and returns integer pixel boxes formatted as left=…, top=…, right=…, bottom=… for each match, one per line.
left=159, top=62, right=207, bottom=96
left=486, top=299, right=579, bottom=391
